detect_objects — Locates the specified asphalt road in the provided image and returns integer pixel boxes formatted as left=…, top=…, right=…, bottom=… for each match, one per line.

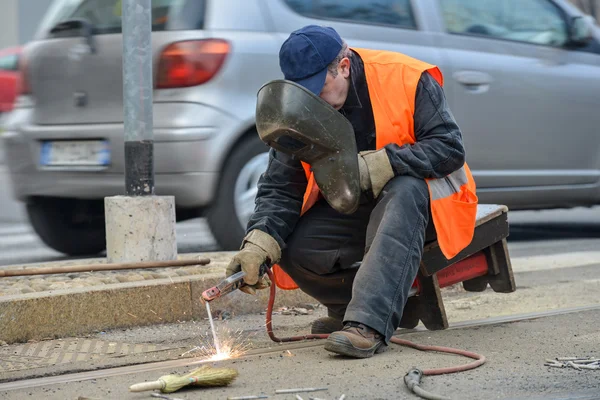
left=0, top=217, right=219, bottom=267
left=2, top=308, right=600, bottom=400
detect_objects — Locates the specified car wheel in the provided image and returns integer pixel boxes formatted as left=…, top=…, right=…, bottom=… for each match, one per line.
left=207, top=133, right=269, bottom=250
left=26, top=197, right=106, bottom=256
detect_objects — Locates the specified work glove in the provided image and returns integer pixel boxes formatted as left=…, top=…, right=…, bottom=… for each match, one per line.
left=225, top=229, right=281, bottom=295
left=358, top=148, right=395, bottom=198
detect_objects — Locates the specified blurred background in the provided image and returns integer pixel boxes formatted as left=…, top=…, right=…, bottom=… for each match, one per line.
left=1, top=0, right=599, bottom=266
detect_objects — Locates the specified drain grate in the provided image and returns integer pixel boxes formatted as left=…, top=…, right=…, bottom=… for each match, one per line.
left=0, top=339, right=175, bottom=373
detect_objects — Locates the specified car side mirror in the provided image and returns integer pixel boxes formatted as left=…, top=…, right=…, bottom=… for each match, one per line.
left=567, top=16, right=593, bottom=46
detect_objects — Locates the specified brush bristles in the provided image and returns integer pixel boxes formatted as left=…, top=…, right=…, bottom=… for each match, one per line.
left=188, top=366, right=239, bottom=387
left=158, top=366, right=239, bottom=392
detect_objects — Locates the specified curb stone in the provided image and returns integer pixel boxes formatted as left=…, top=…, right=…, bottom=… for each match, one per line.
left=0, top=253, right=315, bottom=344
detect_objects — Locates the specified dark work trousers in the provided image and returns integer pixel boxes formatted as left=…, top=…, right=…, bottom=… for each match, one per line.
left=278, top=175, right=436, bottom=344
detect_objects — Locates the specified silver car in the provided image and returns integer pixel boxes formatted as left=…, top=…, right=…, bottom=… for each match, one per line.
left=2, top=0, right=600, bottom=255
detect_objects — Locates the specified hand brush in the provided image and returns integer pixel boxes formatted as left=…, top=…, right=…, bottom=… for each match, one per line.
left=129, top=365, right=239, bottom=393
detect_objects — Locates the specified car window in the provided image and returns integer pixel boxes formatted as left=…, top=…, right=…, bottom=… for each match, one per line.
left=0, top=54, right=19, bottom=71
left=439, top=0, right=569, bottom=47
left=283, top=0, right=417, bottom=30
left=38, top=0, right=205, bottom=36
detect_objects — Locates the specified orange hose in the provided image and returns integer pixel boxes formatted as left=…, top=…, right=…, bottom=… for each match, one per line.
left=389, top=337, right=485, bottom=375
left=265, top=268, right=328, bottom=343
left=264, top=268, right=485, bottom=375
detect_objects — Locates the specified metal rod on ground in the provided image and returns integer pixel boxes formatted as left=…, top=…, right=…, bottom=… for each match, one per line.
left=150, top=394, right=185, bottom=400
left=122, top=0, right=154, bottom=196
left=275, top=388, right=328, bottom=394
left=0, top=258, right=211, bottom=277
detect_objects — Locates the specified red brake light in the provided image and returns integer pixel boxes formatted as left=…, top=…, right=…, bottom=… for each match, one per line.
left=156, top=39, right=230, bottom=89
left=18, top=54, right=31, bottom=95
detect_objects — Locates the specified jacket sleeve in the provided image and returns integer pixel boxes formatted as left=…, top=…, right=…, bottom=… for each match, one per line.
left=244, top=148, right=307, bottom=249
left=384, top=71, right=466, bottom=179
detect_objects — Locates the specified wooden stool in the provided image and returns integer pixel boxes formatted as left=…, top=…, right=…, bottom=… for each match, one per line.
left=399, top=204, right=516, bottom=330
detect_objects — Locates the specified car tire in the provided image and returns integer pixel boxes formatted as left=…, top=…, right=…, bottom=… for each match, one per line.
left=26, top=197, right=106, bottom=256
left=207, top=133, right=269, bottom=250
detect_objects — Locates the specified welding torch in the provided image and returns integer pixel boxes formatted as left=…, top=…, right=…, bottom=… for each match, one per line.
left=201, top=264, right=269, bottom=302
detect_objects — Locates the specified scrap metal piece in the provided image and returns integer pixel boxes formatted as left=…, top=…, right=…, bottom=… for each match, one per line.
left=150, top=394, right=185, bottom=400
left=579, top=364, right=600, bottom=370
left=275, top=388, right=328, bottom=395
left=567, top=361, right=582, bottom=371
left=545, top=357, right=600, bottom=371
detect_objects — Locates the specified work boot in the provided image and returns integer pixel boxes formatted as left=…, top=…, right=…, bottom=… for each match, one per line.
left=311, top=316, right=344, bottom=334
left=324, top=322, right=386, bottom=358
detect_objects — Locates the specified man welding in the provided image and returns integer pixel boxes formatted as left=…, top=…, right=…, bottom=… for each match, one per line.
left=225, top=25, right=478, bottom=359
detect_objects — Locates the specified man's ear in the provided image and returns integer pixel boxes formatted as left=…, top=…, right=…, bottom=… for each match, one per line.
left=339, top=57, right=351, bottom=79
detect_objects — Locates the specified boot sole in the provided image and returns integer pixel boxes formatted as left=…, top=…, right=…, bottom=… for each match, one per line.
left=324, top=333, right=387, bottom=358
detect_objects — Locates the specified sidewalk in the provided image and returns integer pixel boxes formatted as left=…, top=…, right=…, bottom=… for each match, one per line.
left=0, top=253, right=315, bottom=344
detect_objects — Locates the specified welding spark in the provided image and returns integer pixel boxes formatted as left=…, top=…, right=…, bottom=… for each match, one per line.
left=181, top=327, right=253, bottom=361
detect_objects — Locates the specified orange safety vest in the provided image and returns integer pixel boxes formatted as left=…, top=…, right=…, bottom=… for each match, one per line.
left=272, top=48, right=478, bottom=290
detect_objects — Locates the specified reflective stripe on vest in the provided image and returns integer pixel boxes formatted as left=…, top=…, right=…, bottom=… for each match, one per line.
left=428, top=167, right=468, bottom=201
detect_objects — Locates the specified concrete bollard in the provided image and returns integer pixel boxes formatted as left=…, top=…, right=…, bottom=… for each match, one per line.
left=108, top=1, right=177, bottom=263
left=104, top=195, right=177, bottom=263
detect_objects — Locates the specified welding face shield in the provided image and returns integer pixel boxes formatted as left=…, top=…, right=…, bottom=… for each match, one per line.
left=255, top=79, right=360, bottom=215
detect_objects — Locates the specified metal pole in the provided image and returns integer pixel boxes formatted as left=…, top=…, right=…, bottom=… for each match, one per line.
left=122, top=0, right=154, bottom=196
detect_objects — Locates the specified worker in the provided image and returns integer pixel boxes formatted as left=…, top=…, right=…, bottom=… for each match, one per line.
left=226, top=25, right=478, bottom=358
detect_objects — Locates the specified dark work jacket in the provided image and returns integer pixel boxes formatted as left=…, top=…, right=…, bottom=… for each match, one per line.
left=246, top=50, right=466, bottom=249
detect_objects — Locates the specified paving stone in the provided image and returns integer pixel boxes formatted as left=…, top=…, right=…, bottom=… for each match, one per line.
left=2, top=288, right=23, bottom=296
left=48, top=283, right=69, bottom=290
left=84, top=278, right=105, bottom=287
left=140, top=272, right=155, bottom=280
left=30, top=284, right=51, bottom=292
left=115, top=274, right=145, bottom=283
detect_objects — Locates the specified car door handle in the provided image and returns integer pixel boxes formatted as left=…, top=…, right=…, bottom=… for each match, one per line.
left=453, top=71, right=492, bottom=93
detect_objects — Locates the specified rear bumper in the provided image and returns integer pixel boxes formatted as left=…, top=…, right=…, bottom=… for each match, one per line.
left=1, top=102, right=241, bottom=207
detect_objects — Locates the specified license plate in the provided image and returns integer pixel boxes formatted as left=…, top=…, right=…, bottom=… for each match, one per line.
left=40, top=140, right=110, bottom=166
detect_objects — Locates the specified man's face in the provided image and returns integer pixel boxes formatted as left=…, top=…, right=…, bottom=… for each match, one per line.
left=319, top=58, right=351, bottom=110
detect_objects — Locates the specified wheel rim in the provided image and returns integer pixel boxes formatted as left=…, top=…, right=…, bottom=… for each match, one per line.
left=234, top=152, right=269, bottom=229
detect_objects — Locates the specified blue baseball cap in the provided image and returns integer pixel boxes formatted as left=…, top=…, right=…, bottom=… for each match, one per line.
left=279, top=25, right=343, bottom=95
